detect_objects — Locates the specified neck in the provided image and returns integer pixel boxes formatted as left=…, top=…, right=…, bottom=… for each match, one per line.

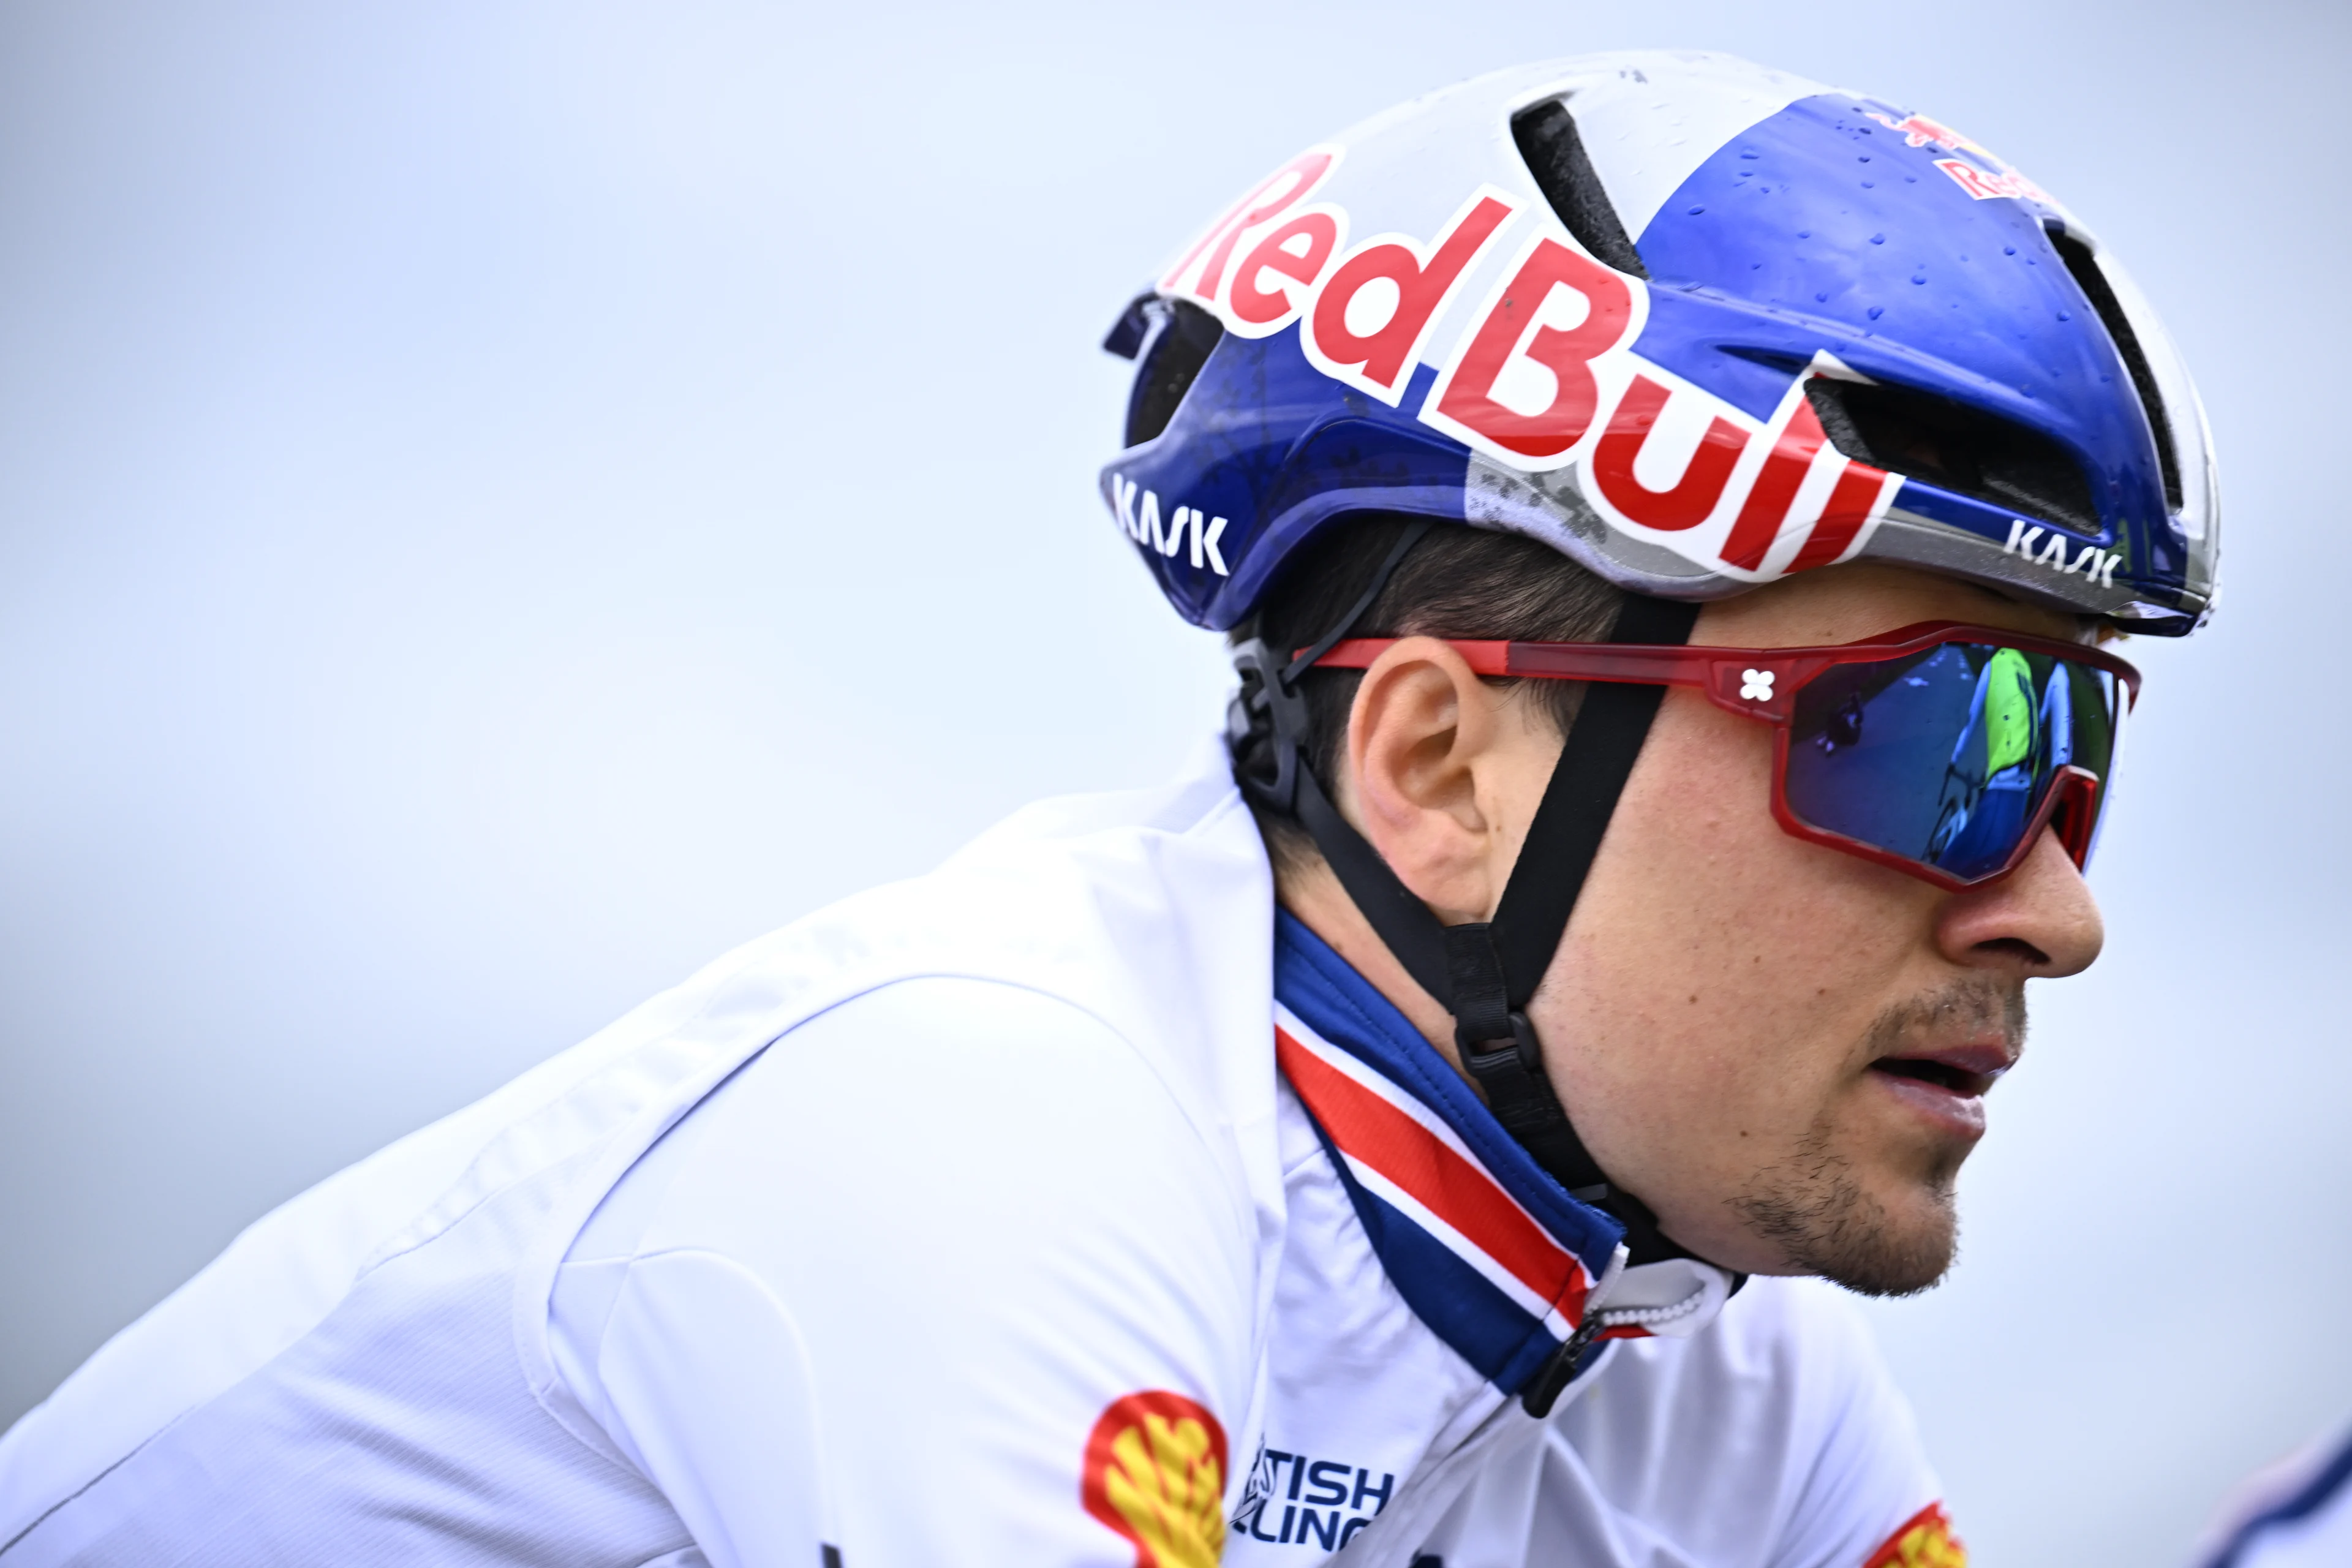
left=1273, top=848, right=1471, bottom=1081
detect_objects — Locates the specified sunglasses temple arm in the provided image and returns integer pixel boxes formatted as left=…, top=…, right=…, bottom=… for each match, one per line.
left=1314, top=640, right=1836, bottom=723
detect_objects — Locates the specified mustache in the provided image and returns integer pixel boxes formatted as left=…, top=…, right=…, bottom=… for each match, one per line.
left=1862, top=977, right=2026, bottom=1060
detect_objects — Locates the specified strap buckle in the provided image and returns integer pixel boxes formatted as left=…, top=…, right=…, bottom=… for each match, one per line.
left=1457, top=1009, right=1611, bottom=1197
left=1457, top=1009, right=1543, bottom=1082
left=1227, top=637, right=1311, bottom=812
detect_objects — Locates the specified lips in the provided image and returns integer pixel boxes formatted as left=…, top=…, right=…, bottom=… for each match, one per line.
left=1869, top=1044, right=2008, bottom=1098
left=1866, top=1041, right=2015, bottom=1135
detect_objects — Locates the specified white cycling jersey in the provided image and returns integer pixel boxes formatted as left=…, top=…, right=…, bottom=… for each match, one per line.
left=0, top=744, right=1958, bottom=1567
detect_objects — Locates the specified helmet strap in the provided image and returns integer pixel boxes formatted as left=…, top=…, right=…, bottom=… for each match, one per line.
left=1235, top=561, right=1709, bottom=1268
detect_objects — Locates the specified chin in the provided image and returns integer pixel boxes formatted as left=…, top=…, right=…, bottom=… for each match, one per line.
left=1813, top=1198, right=1958, bottom=1298
left=1728, top=1152, right=1962, bottom=1298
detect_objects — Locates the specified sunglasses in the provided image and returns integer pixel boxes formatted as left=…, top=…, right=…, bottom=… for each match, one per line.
left=1311, top=620, right=2141, bottom=891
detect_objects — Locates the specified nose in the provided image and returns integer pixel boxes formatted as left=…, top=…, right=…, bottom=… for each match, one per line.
left=1936, top=824, right=2106, bottom=977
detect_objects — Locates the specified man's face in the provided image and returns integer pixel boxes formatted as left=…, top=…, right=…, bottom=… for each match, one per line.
left=1534, top=565, right=2105, bottom=1294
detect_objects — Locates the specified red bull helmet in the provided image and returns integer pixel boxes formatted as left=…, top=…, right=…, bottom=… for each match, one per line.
left=1102, top=51, right=2218, bottom=635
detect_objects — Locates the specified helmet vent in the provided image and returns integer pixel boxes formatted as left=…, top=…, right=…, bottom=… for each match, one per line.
left=1511, top=97, right=1649, bottom=279
left=1806, top=377, right=2100, bottom=537
left=2044, top=224, right=2182, bottom=513
left=1121, top=297, right=1225, bottom=449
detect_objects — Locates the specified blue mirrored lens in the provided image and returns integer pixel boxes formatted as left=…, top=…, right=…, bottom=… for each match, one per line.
left=1784, top=643, right=2119, bottom=881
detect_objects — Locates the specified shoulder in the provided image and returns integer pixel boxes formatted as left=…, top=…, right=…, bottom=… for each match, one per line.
left=560, top=976, right=1269, bottom=1359
left=619, top=973, right=1257, bottom=1234
left=721, top=975, right=1248, bottom=1199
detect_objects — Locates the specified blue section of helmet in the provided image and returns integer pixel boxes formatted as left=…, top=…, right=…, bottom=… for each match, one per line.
left=1627, top=92, right=2184, bottom=600
left=1104, top=323, right=1470, bottom=630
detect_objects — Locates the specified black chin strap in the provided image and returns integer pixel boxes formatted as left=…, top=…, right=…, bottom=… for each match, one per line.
left=1231, top=537, right=1705, bottom=1268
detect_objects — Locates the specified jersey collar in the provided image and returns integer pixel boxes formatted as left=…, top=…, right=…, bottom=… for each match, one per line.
left=1272, top=910, right=1740, bottom=1397
left=1272, top=910, right=1632, bottom=1395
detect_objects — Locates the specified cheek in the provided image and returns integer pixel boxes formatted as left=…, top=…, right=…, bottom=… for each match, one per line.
left=1545, top=694, right=1934, bottom=1119
left=1581, top=694, right=1811, bottom=987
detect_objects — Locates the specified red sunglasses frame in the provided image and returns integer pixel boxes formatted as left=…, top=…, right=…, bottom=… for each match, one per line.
left=1310, top=620, right=2144, bottom=892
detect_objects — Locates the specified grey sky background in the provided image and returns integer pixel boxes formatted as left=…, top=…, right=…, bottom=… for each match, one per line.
left=1, top=2, right=2344, bottom=1561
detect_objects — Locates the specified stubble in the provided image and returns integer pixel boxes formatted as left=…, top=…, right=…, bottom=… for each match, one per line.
left=1727, top=978, right=2026, bottom=1297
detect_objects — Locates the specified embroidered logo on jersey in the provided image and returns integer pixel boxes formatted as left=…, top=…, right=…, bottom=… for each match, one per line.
left=1862, top=1502, right=1967, bottom=1568
left=1082, top=1391, right=1230, bottom=1568
left=1231, top=1439, right=1393, bottom=1551
left=1274, top=1006, right=1615, bottom=1393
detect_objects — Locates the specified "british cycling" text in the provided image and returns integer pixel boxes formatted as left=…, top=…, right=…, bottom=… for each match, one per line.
left=1230, top=1444, right=1393, bottom=1551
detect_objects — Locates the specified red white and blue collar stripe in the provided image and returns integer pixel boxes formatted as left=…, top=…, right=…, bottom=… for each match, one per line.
left=1273, top=911, right=1627, bottom=1395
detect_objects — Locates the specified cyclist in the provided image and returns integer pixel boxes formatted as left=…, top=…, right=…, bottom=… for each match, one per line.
left=0, top=51, right=2215, bottom=1567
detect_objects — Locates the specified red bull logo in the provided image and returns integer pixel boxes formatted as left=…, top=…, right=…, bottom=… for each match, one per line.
left=1866, top=108, right=2059, bottom=209
left=1865, top=110, right=1990, bottom=157
left=1932, top=158, right=2058, bottom=206
left=1152, top=152, right=1901, bottom=584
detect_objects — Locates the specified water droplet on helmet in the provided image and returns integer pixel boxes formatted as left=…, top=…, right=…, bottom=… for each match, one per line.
left=1912, top=273, right=1928, bottom=285
left=1868, top=233, right=1886, bottom=244
left=1868, top=305, right=1885, bottom=320
left=1687, top=205, right=1705, bottom=215
left=2003, top=244, right=2018, bottom=255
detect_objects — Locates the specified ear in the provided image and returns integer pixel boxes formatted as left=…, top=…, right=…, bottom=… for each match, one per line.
left=1338, top=636, right=1556, bottom=925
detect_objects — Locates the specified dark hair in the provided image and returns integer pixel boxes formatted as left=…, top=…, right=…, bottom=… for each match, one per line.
left=1228, top=517, right=1625, bottom=867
